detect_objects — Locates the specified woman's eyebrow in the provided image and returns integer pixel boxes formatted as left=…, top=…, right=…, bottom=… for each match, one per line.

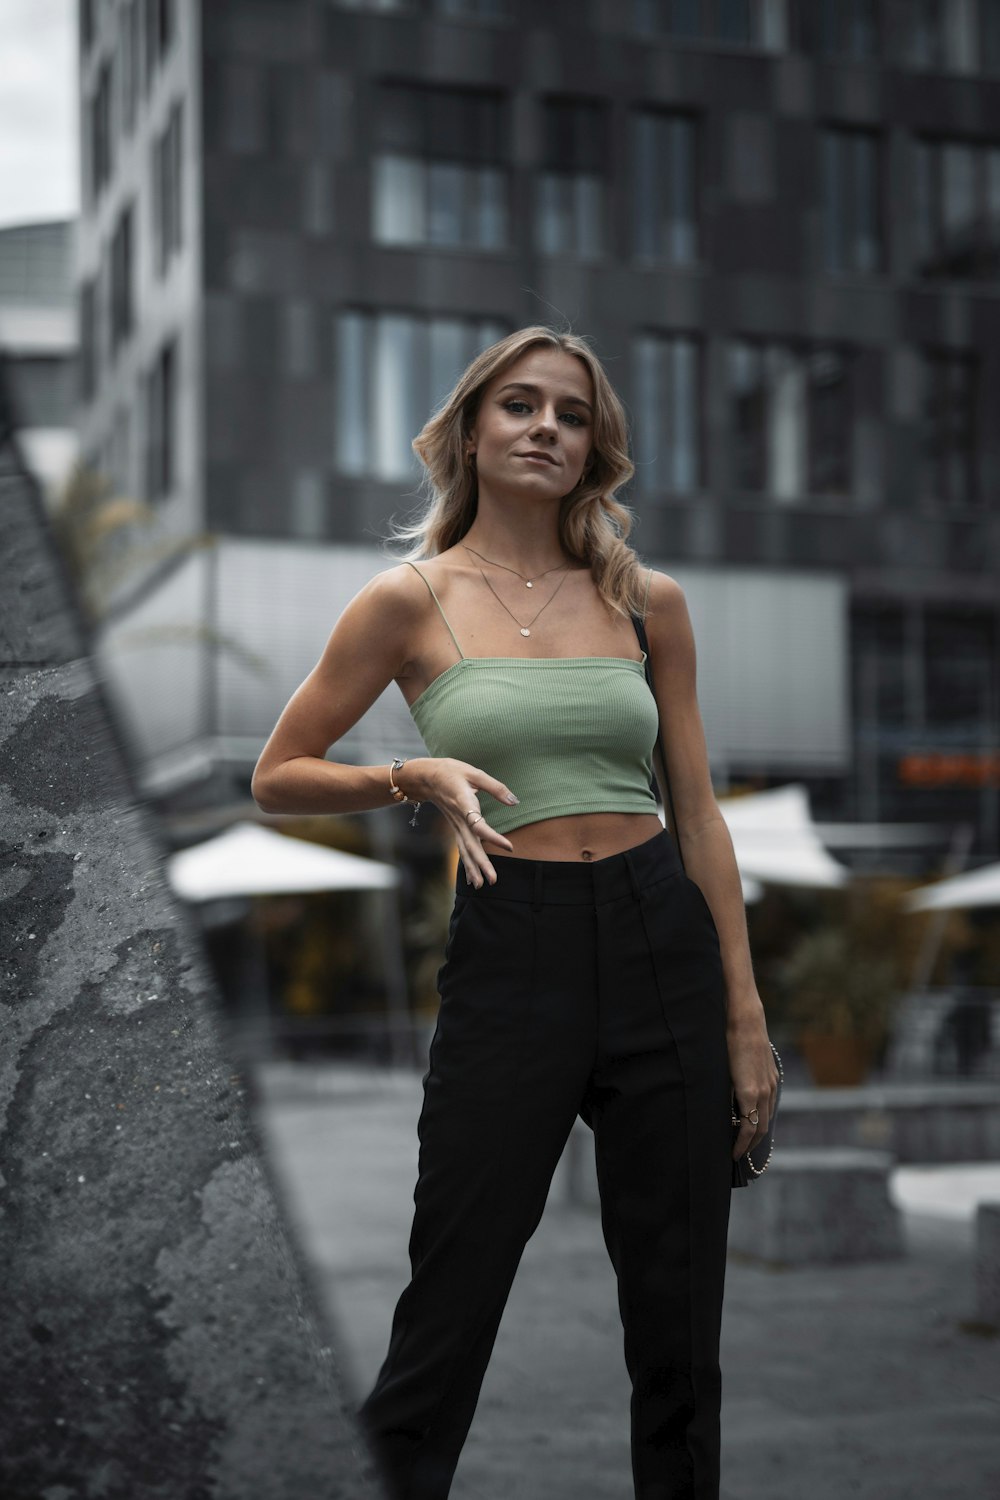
left=496, top=381, right=593, bottom=414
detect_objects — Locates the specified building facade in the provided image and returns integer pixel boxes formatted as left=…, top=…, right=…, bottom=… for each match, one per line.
left=0, top=220, right=78, bottom=498
left=76, top=0, right=1000, bottom=861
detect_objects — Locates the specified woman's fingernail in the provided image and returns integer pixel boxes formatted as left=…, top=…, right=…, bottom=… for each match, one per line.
left=505, top=793, right=519, bottom=804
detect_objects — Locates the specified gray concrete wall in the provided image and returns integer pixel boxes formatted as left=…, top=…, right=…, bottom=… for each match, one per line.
left=0, top=429, right=381, bottom=1496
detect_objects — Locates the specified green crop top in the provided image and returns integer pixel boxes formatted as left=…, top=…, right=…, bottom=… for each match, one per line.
left=404, top=562, right=660, bottom=835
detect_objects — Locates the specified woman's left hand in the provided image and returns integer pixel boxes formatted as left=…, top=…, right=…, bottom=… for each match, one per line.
left=727, top=1004, right=779, bottom=1161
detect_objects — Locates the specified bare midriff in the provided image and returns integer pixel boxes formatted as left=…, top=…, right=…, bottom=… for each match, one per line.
left=494, top=810, right=664, bottom=863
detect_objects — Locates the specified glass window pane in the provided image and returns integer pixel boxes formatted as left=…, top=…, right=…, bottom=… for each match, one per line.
left=574, top=174, right=603, bottom=258
left=766, top=345, right=805, bottom=500
left=717, top=0, right=751, bottom=44
left=476, top=165, right=507, bottom=248
left=913, top=141, right=934, bottom=266
left=669, top=338, right=698, bottom=492
left=853, top=132, right=879, bottom=272
left=536, top=173, right=564, bottom=255
left=822, top=132, right=843, bottom=272
left=373, top=155, right=424, bottom=244
left=669, top=0, right=700, bottom=37
left=942, top=143, right=976, bottom=237
left=428, top=319, right=467, bottom=409
left=728, top=341, right=765, bottom=490
left=634, top=114, right=657, bottom=258
left=428, top=160, right=465, bottom=244
left=669, top=117, right=696, bottom=263
left=633, top=336, right=661, bottom=495
left=373, top=315, right=419, bottom=480
left=335, top=314, right=368, bottom=475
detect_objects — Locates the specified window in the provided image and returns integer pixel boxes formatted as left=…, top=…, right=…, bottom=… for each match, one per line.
left=145, top=340, right=177, bottom=501
left=727, top=342, right=852, bottom=500
left=90, top=60, right=114, bottom=200
left=81, top=0, right=96, bottom=52
left=144, top=0, right=175, bottom=88
left=921, top=352, right=978, bottom=508
left=634, top=0, right=786, bottom=48
left=109, top=203, right=135, bottom=354
left=822, top=127, right=881, bottom=274
left=334, top=312, right=505, bottom=478
left=900, top=0, right=988, bottom=72
left=536, top=98, right=606, bottom=258
left=7, top=357, right=75, bottom=429
left=985, top=0, right=1000, bottom=70
left=804, top=0, right=879, bottom=60
left=152, top=100, right=184, bottom=274
left=80, top=280, right=98, bottom=402
left=632, top=335, right=701, bottom=497
left=120, top=1, right=139, bottom=135
left=372, top=83, right=507, bottom=249
left=633, top=111, right=698, bottom=263
left=914, top=137, right=1000, bottom=279
left=434, top=0, right=508, bottom=15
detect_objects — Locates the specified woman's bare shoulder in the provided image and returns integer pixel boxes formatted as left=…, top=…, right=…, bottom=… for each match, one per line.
left=644, top=568, right=688, bottom=618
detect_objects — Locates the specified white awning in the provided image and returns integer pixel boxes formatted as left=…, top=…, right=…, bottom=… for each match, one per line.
left=717, top=783, right=850, bottom=890
left=903, top=862, right=1000, bottom=913
left=167, top=822, right=399, bottom=902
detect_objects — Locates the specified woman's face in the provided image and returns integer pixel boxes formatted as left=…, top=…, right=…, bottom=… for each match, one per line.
left=467, top=347, right=595, bottom=502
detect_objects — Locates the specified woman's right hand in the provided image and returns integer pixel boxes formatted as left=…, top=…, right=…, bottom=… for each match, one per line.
left=397, top=757, right=518, bottom=888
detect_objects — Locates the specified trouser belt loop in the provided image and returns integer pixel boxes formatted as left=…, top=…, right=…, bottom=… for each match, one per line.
left=623, top=848, right=642, bottom=902
left=532, top=864, right=544, bottom=913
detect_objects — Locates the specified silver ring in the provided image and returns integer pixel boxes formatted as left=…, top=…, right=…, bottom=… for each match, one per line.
left=465, top=808, right=482, bottom=826
left=469, top=814, right=484, bottom=829
left=743, top=1108, right=760, bottom=1127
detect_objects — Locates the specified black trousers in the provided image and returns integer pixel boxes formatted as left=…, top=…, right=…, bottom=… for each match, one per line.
left=357, top=830, right=733, bottom=1500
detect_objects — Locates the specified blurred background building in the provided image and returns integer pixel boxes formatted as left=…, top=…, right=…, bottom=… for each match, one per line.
left=73, top=0, right=999, bottom=873
left=0, top=219, right=78, bottom=497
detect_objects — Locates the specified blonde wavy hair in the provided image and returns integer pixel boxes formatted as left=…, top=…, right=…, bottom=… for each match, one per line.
left=390, top=326, right=649, bottom=618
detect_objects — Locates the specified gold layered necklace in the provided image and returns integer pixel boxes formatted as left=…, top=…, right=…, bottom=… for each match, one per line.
left=471, top=560, right=572, bottom=638
left=461, top=543, right=569, bottom=590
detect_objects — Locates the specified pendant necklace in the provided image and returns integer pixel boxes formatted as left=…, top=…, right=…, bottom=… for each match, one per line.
left=474, top=562, right=571, bottom=638
left=461, top=543, right=570, bottom=590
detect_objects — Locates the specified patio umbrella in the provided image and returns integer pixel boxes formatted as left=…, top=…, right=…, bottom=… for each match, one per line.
left=167, top=821, right=399, bottom=901
left=167, top=822, right=406, bottom=1061
left=716, top=783, right=850, bottom=890
left=903, top=861, right=1000, bottom=913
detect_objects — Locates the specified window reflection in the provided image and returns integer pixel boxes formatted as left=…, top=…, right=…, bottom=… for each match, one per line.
left=335, top=313, right=506, bottom=479
left=633, top=334, right=701, bottom=497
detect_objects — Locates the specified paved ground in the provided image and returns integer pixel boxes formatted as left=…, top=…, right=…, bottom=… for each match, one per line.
left=252, top=1063, right=1000, bottom=1500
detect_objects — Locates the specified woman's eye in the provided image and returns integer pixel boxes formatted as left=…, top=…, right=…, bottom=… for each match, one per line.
left=504, top=399, right=531, bottom=414
left=560, top=412, right=585, bottom=426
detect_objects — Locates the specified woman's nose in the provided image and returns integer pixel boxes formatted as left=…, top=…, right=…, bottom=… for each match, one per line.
left=530, top=406, right=558, bottom=439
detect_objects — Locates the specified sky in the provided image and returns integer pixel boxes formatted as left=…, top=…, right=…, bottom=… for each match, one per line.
left=0, top=0, right=78, bottom=228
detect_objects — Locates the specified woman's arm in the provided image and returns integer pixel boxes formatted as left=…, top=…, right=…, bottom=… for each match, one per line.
left=251, top=565, right=517, bottom=885
left=644, top=570, right=778, bottom=1155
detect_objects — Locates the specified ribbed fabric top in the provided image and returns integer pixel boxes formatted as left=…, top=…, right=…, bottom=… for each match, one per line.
left=405, top=563, right=660, bottom=835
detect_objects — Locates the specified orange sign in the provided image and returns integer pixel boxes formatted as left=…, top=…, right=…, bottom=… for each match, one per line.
left=898, top=752, right=1000, bottom=787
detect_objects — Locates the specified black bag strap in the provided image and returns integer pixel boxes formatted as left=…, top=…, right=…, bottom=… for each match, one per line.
left=631, top=612, right=685, bottom=872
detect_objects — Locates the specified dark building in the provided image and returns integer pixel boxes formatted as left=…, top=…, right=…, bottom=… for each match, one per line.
left=76, top=0, right=1000, bottom=862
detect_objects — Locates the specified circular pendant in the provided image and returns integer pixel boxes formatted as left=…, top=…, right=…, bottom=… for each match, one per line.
left=520, top=627, right=531, bottom=637
left=526, top=580, right=533, bottom=587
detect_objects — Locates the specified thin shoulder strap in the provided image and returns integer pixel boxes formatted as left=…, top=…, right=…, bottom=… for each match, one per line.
left=404, top=561, right=465, bottom=660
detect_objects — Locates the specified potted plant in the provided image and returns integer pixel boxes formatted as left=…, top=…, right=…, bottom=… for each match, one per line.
left=782, top=926, right=899, bottom=1086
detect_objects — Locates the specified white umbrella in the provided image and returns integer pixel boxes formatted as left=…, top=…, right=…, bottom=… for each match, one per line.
left=167, top=821, right=399, bottom=902
left=716, top=783, right=850, bottom=890
left=903, top=861, right=1000, bottom=913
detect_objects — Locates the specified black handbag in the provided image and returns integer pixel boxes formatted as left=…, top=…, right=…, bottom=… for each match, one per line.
left=631, top=612, right=781, bottom=1189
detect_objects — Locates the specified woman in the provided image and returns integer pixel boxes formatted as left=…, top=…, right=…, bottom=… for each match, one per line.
left=252, top=326, right=777, bottom=1500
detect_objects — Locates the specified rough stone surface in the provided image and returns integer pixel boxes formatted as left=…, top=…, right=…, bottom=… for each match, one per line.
left=727, top=1148, right=904, bottom=1265
left=0, top=460, right=382, bottom=1496
left=975, top=1202, right=1000, bottom=1328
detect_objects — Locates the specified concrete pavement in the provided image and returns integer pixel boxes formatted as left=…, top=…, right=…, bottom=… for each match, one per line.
left=253, top=1063, right=1000, bottom=1500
